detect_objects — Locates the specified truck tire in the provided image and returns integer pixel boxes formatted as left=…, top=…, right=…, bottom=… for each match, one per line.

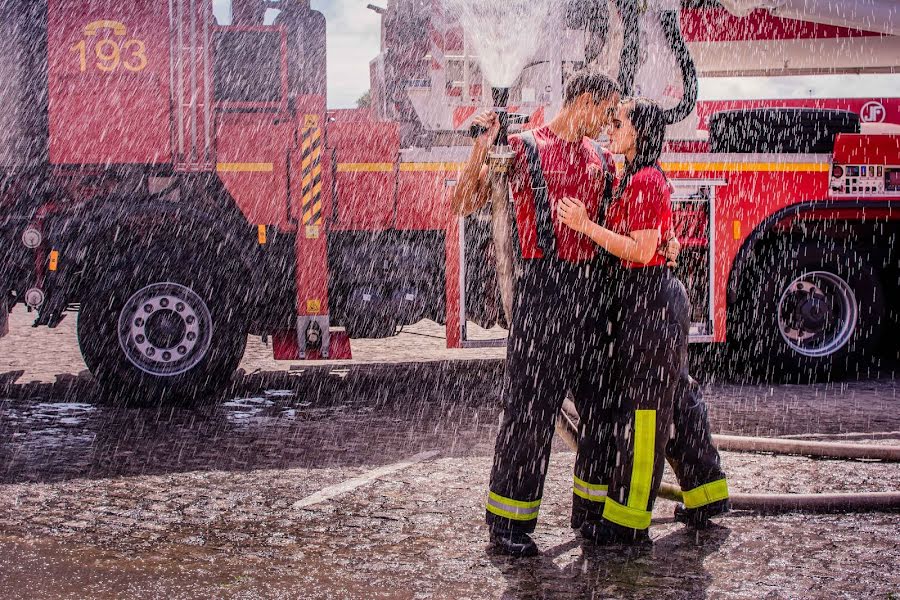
left=78, top=243, right=248, bottom=404
left=735, top=243, right=884, bottom=381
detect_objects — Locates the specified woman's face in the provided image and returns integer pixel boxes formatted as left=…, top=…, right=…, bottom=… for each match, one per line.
left=608, top=102, right=637, bottom=156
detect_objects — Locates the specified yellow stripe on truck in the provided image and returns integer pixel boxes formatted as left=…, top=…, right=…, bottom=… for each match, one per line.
left=337, top=163, right=395, bottom=173
left=336, top=162, right=829, bottom=174
left=217, top=162, right=274, bottom=173
left=660, top=161, right=830, bottom=173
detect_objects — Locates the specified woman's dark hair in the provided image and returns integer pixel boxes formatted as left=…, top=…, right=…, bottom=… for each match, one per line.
left=615, top=97, right=668, bottom=199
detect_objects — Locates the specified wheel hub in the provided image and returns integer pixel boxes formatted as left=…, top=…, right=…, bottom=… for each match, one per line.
left=118, top=282, right=213, bottom=376
left=145, top=310, right=187, bottom=349
left=777, top=271, right=857, bottom=358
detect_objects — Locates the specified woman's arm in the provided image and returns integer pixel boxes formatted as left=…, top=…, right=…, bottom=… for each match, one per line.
left=558, top=197, right=661, bottom=264
left=449, top=112, right=499, bottom=216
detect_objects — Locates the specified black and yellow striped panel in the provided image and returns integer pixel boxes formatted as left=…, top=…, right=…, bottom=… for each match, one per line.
left=300, top=115, right=323, bottom=229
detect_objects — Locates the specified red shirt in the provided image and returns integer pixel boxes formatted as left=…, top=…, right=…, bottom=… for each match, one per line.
left=604, top=166, right=672, bottom=268
left=508, top=126, right=611, bottom=263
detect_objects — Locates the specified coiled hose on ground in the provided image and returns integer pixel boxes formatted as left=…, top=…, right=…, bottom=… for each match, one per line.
left=556, top=399, right=900, bottom=514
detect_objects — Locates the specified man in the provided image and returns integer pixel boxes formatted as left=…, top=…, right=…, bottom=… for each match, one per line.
left=452, top=73, right=625, bottom=557
left=452, top=73, right=728, bottom=557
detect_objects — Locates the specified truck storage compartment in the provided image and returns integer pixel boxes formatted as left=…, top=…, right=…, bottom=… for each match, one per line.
left=47, top=1, right=174, bottom=165
left=709, top=108, right=860, bottom=154
left=0, top=0, right=48, bottom=170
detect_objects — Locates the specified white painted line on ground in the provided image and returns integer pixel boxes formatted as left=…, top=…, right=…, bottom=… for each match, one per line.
left=291, top=450, right=441, bottom=510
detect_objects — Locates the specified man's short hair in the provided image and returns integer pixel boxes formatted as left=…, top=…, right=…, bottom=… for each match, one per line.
left=563, top=73, right=620, bottom=106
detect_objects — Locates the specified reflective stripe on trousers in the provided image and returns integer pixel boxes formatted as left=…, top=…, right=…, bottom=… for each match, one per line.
left=486, top=491, right=541, bottom=521
left=682, top=478, right=729, bottom=509
left=573, top=475, right=608, bottom=503
left=602, top=409, right=657, bottom=530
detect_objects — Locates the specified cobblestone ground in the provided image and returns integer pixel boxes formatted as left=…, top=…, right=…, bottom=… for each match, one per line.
left=1, top=307, right=899, bottom=599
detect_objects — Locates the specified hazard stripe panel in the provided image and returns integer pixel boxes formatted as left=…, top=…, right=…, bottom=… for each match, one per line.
left=300, top=115, right=324, bottom=228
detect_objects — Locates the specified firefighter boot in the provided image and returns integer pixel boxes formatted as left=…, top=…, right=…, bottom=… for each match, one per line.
left=488, top=528, right=539, bottom=557
left=674, top=498, right=731, bottom=530
left=580, top=520, right=652, bottom=548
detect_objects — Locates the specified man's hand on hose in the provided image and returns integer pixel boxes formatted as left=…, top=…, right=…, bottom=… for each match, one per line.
left=472, top=111, right=501, bottom=153
left=659, top=232, right=681, bottom=268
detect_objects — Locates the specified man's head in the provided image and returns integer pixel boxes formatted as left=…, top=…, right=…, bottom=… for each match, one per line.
left=562, top=73, right=621, bottom=139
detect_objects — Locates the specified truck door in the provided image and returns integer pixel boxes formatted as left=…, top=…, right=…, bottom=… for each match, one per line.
left=213, top=25, right=295, bottom=228
left=670, top=179, right=725, bottom=342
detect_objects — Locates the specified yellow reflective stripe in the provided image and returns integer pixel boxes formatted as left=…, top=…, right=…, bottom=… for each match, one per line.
left=486, top=491, right=541, bottom=521
left=488, top=491, right=541, bottom=509
left=216, top=162, right=274, bottom=173
left=399, top=162, right=466, bottom=172
left=627, top=410, right=656, bottom=511
left=682, top=479, right=730, bottom=509
left=659, top=161, right=830, bottom=173
left=486, top=503, right=538, bottom=521
left=574, top=475, right=607, bottom=492
left=573, top=475, right=608, bottom=503
left=602, top=497, right=652, bottom=530
left=573, top=487, right=607, bottom=503
left=337, top=162, right=395, bottom=173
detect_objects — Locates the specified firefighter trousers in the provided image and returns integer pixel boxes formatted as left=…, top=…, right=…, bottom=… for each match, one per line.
left=486, top=258, right=612, bottom=534
left=666, top=367, right=729, bottom=510
left=571, top=267, right=689, bottom=532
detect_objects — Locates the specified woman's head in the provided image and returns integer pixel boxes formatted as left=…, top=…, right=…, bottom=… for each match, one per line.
left=608, top=98, right=667, bottom=168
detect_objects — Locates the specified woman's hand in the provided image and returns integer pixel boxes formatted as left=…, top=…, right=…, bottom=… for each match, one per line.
left=558, top=197, right=592, bottom=234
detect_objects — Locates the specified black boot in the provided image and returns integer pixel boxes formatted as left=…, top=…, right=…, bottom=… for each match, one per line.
left=489, top=529, right=539, bottom=557
left=580, top=520, right=652, bottom=547
left=674, top=499, right=731, bottom=530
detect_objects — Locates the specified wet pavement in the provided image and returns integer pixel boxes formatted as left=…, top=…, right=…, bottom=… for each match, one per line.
left=1, top=308, right=899, bottom=598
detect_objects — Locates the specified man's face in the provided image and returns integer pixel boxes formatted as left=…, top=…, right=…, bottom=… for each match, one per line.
left=577, top=93, right=621, bottom=139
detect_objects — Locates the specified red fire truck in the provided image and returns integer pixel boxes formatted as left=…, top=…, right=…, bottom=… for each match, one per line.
left=0, top=0, right=898, bottom=401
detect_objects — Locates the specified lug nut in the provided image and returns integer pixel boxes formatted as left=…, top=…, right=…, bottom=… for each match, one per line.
left=24, top=288, right=45, bottom=307
left=21, top=228, right=42, bottom=249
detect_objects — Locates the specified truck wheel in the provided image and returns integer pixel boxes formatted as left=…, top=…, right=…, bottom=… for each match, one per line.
left=737, top=244, right=884, bottom=381
left=78, top=245, right=248, bottom=404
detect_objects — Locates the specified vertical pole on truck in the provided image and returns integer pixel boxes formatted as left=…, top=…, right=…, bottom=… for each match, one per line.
left=295, top=112, right=332, bottom=358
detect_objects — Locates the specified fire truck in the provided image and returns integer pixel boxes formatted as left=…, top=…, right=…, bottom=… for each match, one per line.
left=0, top=0, right=898, bottom=401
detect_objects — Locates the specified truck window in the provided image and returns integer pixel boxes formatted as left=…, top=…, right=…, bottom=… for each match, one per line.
left=214, top=29, right=283, bottom=104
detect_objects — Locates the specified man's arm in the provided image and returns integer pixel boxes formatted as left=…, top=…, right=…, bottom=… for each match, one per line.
left=449, top=111, right=500, bottom=216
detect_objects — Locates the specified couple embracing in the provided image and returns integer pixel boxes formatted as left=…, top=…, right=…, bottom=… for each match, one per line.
left=451, top=73, right=730, bottom=558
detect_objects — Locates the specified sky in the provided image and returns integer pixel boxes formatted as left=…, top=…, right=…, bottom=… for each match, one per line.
left=212, top=0, right=897, bottom=109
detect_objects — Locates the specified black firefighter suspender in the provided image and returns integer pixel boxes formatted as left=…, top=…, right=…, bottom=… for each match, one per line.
left=519, top=131, right=616, bottom=257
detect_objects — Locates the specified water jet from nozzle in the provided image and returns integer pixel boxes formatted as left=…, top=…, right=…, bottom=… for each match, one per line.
left=485, top=87, right=515, bottom=174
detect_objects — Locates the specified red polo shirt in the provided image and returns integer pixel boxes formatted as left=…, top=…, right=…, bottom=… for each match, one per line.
left=508, top=126, right=611, bottom=263
left=605, top=166, right=672, bottom=268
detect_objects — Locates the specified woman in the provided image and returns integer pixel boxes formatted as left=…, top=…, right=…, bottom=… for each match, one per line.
left=559, top=97, right=690, bottom=545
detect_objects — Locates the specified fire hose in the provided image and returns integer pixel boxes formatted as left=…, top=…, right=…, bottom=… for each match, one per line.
left=556, top=399, right=900, bottom=514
